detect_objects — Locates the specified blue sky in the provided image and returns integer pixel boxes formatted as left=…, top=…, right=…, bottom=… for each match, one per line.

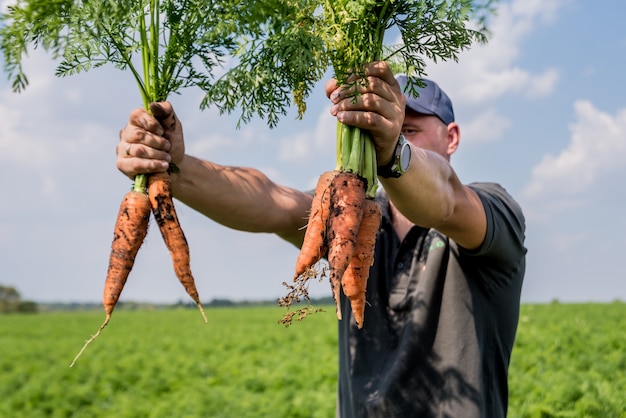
left=1, top=0, right=624, bottom=304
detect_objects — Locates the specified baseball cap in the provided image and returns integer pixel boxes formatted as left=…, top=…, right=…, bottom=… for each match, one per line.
left=396, top=75, right=455, bottom=125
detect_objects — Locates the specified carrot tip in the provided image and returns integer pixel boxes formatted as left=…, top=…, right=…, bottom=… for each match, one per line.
left=69, top=314, right=111, bottom=367
left=330, top=280, right=342, bottom=321
left=197, top=303, right=208, bottom=324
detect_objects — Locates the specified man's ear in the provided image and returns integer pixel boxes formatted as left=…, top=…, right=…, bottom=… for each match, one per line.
left=446, top=122, right=460, bottom=156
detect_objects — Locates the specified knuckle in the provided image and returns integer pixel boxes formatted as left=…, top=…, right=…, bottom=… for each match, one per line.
left=135, top=144, right=148, bottom=158
left=361, top=93, right=376, bottom=107
left=129, top=108, right=147, bottom=122
left=129, top=127, right=146, bottom=143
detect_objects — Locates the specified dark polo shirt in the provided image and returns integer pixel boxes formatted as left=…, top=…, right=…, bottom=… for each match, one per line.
left=337, top=183, right=526, bottom=418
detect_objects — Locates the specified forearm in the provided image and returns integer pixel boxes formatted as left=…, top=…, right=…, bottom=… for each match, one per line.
left=381, top=146, right=486, bottom=249
left=380, top=147, right=457, bottom=228
left=170, top=154, right=311, bottom=244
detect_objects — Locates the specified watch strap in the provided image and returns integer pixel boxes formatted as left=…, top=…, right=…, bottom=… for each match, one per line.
left=378, top=135, right=409, bottom=178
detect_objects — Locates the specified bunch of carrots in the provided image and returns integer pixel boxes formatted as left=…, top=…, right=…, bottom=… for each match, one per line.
left=70, top=161, right=207, bottom=368
left=293, top=171, right=382, bottom=329
left=67, top=2, right=216, bottom=367
left=280, top=0, right=491, bottom=329
left=284, top=122, right=382, bottom=329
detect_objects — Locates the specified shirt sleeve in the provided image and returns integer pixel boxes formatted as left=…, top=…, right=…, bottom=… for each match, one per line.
left=462, top=182, right=527, bottom=287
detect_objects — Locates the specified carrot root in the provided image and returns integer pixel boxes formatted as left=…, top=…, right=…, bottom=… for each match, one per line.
left=148, top=172, right=207, bottom=324
left=70, top=189, right=151, bottom=366
left=293, top=170, right=336, bottom=280
left=341, top=199, right=382, bottom=328
left=69, top=314, right=110, bottom=367
left=327, top=171, right=366, bottom=319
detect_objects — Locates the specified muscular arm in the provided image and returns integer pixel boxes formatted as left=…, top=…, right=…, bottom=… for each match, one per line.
left=170, top=155, right=312, bottom=247
left=380, top=146, right=486, bottom=250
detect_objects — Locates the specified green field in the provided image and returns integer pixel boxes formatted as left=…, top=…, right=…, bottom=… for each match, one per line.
left=1, top=303, right=624, bottom=417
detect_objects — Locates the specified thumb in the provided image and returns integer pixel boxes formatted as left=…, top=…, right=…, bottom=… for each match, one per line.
left=149, top=102, right=178, bottom=131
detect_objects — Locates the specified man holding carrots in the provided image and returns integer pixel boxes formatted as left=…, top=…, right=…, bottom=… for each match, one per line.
left=117, top=61, right=526, bottom=418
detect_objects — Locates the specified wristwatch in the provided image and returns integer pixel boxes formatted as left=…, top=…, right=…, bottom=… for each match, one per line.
left=378, top=134, right=411, bottom=178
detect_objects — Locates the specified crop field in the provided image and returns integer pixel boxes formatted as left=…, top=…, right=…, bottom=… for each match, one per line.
left=1, top=303, right=624, bottom=418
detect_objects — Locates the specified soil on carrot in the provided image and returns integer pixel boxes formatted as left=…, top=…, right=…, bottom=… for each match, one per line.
left=278, top=264, right=328, bottom=327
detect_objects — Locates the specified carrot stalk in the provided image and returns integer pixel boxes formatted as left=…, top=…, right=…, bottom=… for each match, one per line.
left=326, top=171, right=366, bottom=319
left=147, top=171, right=207, bottom=324
left=341, top=198, right=382, bottom=329
left=293, top=170, right=337, bottom=280
left=70, top=186, right=151, bottom=367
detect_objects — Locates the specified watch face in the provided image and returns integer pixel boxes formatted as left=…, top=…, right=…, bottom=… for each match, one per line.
left=400, top=142, right=411, bottom=172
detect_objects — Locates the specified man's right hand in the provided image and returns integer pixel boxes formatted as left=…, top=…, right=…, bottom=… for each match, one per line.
left=116, top=102, right=185, bottom=179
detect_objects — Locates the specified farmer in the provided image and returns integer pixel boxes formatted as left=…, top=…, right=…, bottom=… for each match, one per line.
left=116, top=61, right=526, bottom=418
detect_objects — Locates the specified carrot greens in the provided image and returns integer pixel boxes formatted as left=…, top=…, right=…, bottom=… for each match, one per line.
left=207, top=0, right=497, bottom=196
left=1, top=0, right=496, bottom=193
left=1, top=0, right=237, bottom=101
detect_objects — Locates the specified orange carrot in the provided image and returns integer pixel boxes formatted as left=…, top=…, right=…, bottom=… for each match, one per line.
left=341, top=198, right=382, bottom=329
left=70, top=189, right=151, bottom=367
left=293, top=170, right=336, bottom=280
left=147, top=171, right=207, bottom=324
left=326, top=171, right=366, bottom=319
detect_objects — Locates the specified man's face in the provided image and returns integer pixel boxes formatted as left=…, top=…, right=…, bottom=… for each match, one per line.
left=401, top=108, right=455, bottom=161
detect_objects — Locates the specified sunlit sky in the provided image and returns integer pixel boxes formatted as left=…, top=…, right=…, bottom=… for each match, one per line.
left=1, top=0, right=625, bottom=304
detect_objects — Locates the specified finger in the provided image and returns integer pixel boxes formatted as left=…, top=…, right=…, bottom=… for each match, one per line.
left=364, top=61, right=397, bottom=86
left=330, top=77, right=399, bottom=110
left=330, top=62, right=393, bottom=95
left=116, top=157, right=171, bottom=179
left=336, top=109, right=392, bottom=135
left=120, top=124, right=171, bottom=152
left=128, top=107, right=165, bottom=136
left=120, top=142, right=172, bottom=162
left=325, top=78, right=340, bottom=99
left=328, top=73, right=373, bottom=104
left=149, top=102, right=180, bottom=137
left=332, top=90, right=389, bottom=118
left=336, top=63, right=402, bottom=109
left=332, top=78, right=404, bottom=124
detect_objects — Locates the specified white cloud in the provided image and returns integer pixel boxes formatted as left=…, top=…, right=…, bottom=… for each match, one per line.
left=423, top=0, right=564, bottom=106
left=278, top=107, right=335, bottom=162
left=0, top=102, right=48, bottom=165
left=510, top=0, right=564, bottom=22
left=459, top=108, right=511, bottom=143
left=523, top=101, right=626, bottom=200
left=525, top=69, right=559, bottom=98
left=187, top=132, right=234, bottom=156
left=278, top=130, right=313, bottom=161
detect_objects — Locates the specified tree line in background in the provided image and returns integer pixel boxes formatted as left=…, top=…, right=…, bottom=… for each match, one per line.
left=0, top=285, right=37, bottom=313
left=0, top=284, right=334, bottom=314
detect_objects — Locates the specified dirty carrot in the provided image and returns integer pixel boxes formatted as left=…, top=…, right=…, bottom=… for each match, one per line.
left=326, top=171, right=367, bottom=319
left=293, top=170, right=337, bottom=280
left=147, top=171, right=207, bottom=324
left=341, top=198, right=382, bottom=329
left=70, top=187, right=151, bottom=367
